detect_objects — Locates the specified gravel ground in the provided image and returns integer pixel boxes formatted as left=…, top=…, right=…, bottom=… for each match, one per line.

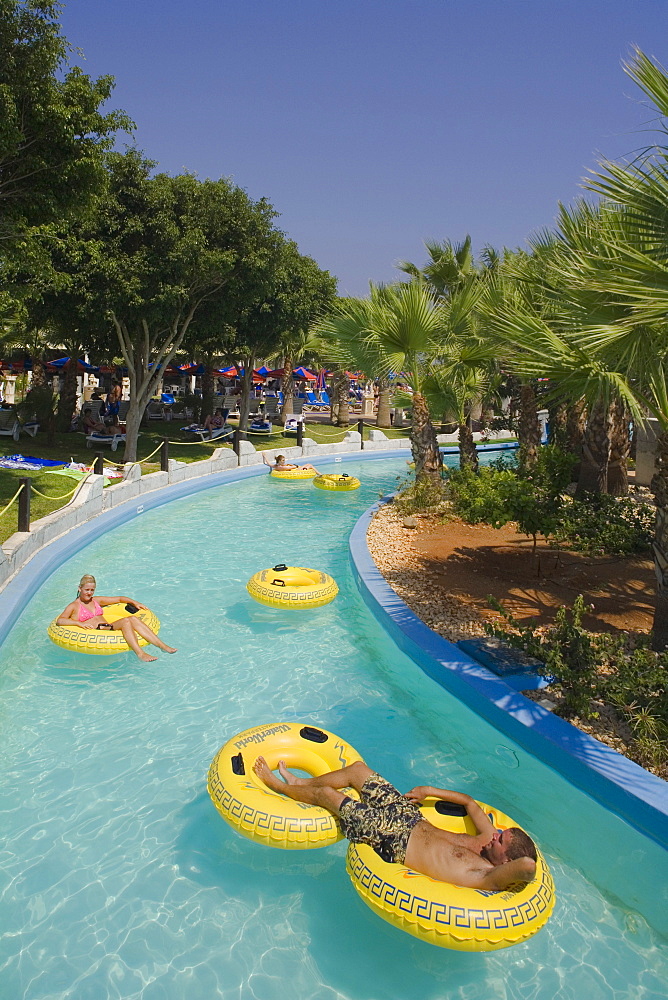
left=366, top=502, right=666, bottom=778
left=367, top=503, right=488, bottom=642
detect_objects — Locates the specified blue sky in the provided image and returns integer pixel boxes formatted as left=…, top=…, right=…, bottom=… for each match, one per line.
left=61, top=0, right=667, bottom=296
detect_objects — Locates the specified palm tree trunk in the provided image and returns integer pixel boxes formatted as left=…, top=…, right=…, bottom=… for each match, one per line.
left=651, top=429, right=668, bottom=650
left=458, top=419, right=479, bottom=471
left=279, top=355, right=294, bottom=424
left=518, top=382, right=541, bottom=470
left=607, top=398, right=630, bottom=496
left=411, top=390, right=442, bottom=482
left=335, top=371, right=350, bottom=427
left=547, top=401, right=568, bottom=448
left=376, top=377, right=391, bottom=428
left=576, top=399, right=612, bottom=497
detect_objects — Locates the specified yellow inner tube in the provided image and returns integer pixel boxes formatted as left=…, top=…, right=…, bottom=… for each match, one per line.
left=347, top=798, right=555, bottom=952
left=247, top=564, right=338, bottom=609
left=313, top=473, right=360, bottom=491
left=270, top=467, right=317, bottom=480
left=47, top=603, right=160, bottom=655
left=208, top=722, right=362, bottom=849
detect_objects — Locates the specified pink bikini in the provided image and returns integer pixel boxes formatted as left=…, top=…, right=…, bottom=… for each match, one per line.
left=78, top=599, right=103, bottom=622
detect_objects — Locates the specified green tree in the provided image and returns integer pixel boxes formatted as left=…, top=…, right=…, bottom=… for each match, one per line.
left=0, top=0, right=132, bottom=244
left=319, top=282, right=447, bottom=481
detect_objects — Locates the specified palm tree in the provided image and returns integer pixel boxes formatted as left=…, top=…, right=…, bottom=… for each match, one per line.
left=318, top=282, right=448, bottom=481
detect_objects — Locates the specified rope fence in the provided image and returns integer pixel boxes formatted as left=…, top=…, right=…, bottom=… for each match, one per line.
left=0, top=483, right=24, bottom=519
left=29, top=471, right=94, bottom=501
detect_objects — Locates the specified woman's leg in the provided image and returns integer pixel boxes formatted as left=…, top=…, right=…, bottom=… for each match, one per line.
left=129, top=617, right=177, bottom=653
left=113, top=618, right=157, bottom=662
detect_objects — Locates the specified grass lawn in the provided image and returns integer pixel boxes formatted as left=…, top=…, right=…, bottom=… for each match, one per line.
left=0, top=417, right=514, bottom=543
left=0, top=417, right=414, bottom=542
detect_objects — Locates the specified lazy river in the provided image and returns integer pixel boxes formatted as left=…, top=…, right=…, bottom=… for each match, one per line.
left=1, top=454, right=667, bottom=1000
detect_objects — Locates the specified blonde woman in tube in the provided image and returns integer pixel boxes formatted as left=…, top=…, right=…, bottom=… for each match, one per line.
left=57, top=574, right=177, bottom=663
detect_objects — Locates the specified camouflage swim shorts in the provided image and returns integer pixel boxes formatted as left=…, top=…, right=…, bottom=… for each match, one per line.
left=338, top=773, right=422, bottom=864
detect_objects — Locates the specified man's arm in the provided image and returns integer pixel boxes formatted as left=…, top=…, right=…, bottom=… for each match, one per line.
left=476, top=857, right=536, bottom=891
left=405, top=786, right=497, bottom=841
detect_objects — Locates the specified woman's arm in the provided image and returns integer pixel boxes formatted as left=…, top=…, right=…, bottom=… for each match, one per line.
left=98, top=596, right=147, bottom=609
left=56, top=601, right=78, bottom=626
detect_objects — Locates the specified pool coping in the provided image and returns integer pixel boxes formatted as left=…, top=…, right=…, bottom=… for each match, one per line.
left=348, top=498, right=668, bottom=852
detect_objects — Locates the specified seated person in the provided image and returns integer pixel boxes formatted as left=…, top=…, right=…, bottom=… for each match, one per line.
left=82, top=407, right=114, bottom=436
left=262, top=453, right=318, bottom=473
left=254, top=757, right=537, bottom=891
left=203, top=407, right=227, bottom=436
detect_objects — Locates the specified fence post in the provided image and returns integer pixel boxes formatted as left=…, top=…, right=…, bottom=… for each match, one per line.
left=233, top=429, right=241, bottom=458
left=18, top=477, right=31, bottom=532
left=357, top=418, right=364, bottom=449
left=296, top=420, right=303, bottom=447
left=161, top=437, right=169, bottom=473
left=94, top=452, right=104, bottom=476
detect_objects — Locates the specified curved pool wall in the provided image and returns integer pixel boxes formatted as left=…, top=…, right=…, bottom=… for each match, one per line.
left=349, top=498, right=668, bottom=858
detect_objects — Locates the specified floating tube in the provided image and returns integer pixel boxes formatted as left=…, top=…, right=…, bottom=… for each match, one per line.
left=270, top=467, right=318, bottom=480
left=247, top=564, right=338, bottom=609
left=207, top=722, right=362, bottom=848
left=47, top=603, right=160, bottom=655
left=313, top=473, right=360, bottom=491
left=347, top=797, right=555, bottom=951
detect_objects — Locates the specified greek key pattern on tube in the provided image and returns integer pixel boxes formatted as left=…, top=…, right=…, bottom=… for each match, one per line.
left=208, top=761, right=336, bottom=837
left=348, top=846, right=554, bottom=929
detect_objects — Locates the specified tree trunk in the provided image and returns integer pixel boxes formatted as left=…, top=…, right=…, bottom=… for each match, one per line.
left=200, top=361, right=215, bottom=422
left=30, top=355, right=48, bottom=388
left=335, top=371, right=350, bottom=427
left=607, top=398, right=630, bottom=496
left=238, top=355, right=255, bottom=433
left=458, top=420, right=479, bottom=472
left=547, top=400, right=568, bottom=449
left=57, top=356, right=80, bottom=431
left=575, top=399, right=612, bottom=498
left=518, top=382, right=541, bottom=470
left=651, top=429, right=668, bottom=650
left=411, top=390, right=442, bottom=482
left=279, top=354, right=294, bottom=424
left=376, top=377, right=392, bottom=428
left=565, top=397, right=587, bottom=480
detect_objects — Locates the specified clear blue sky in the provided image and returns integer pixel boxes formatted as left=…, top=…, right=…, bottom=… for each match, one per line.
left=61, top=0, right=667, bottom=296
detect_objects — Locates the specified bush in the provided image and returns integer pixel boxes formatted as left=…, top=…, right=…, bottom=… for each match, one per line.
left=486, top=595, right=668, bottom=769
left=446, top=446, right=575, bottom=551
left=554, top=493, right=654, bottom=556
left=393, top=475, right=447, bottom=515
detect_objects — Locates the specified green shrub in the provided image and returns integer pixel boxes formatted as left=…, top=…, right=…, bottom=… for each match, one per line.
left=486, top=595, right=668, bottom=769
left=554, top=493, right=654, bottom=556
left=393, top=475, right=447, bottom=515
left=446, top=446, right=575, bottom=550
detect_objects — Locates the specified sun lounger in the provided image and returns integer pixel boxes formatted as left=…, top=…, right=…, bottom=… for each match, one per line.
left=86, top=432, right=126, bottom=452
left=182, top=423, right=233, bottom=442
left=0, top=410, right=21, bottom=441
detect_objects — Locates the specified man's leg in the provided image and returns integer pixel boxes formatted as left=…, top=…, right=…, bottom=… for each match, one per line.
left=253, top=757, right=374, bottom=815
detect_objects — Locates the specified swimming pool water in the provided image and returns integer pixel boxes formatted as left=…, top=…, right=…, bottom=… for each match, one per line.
left=1, top=456, right=667, bottom=1000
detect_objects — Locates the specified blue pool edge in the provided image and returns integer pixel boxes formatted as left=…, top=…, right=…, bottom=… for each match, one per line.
left=349, top=498, right=668, bottom=852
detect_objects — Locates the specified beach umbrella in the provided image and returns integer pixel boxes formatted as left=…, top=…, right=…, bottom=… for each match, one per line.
left=47, top=357, right=99, bottom=373
left=293, top=367, right=316, bottom=380
left=256, top=365, right=270, bottom=375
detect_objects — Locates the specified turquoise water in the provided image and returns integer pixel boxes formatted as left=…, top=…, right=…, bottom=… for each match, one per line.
left=1, top=455, right=667, bottom=1000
